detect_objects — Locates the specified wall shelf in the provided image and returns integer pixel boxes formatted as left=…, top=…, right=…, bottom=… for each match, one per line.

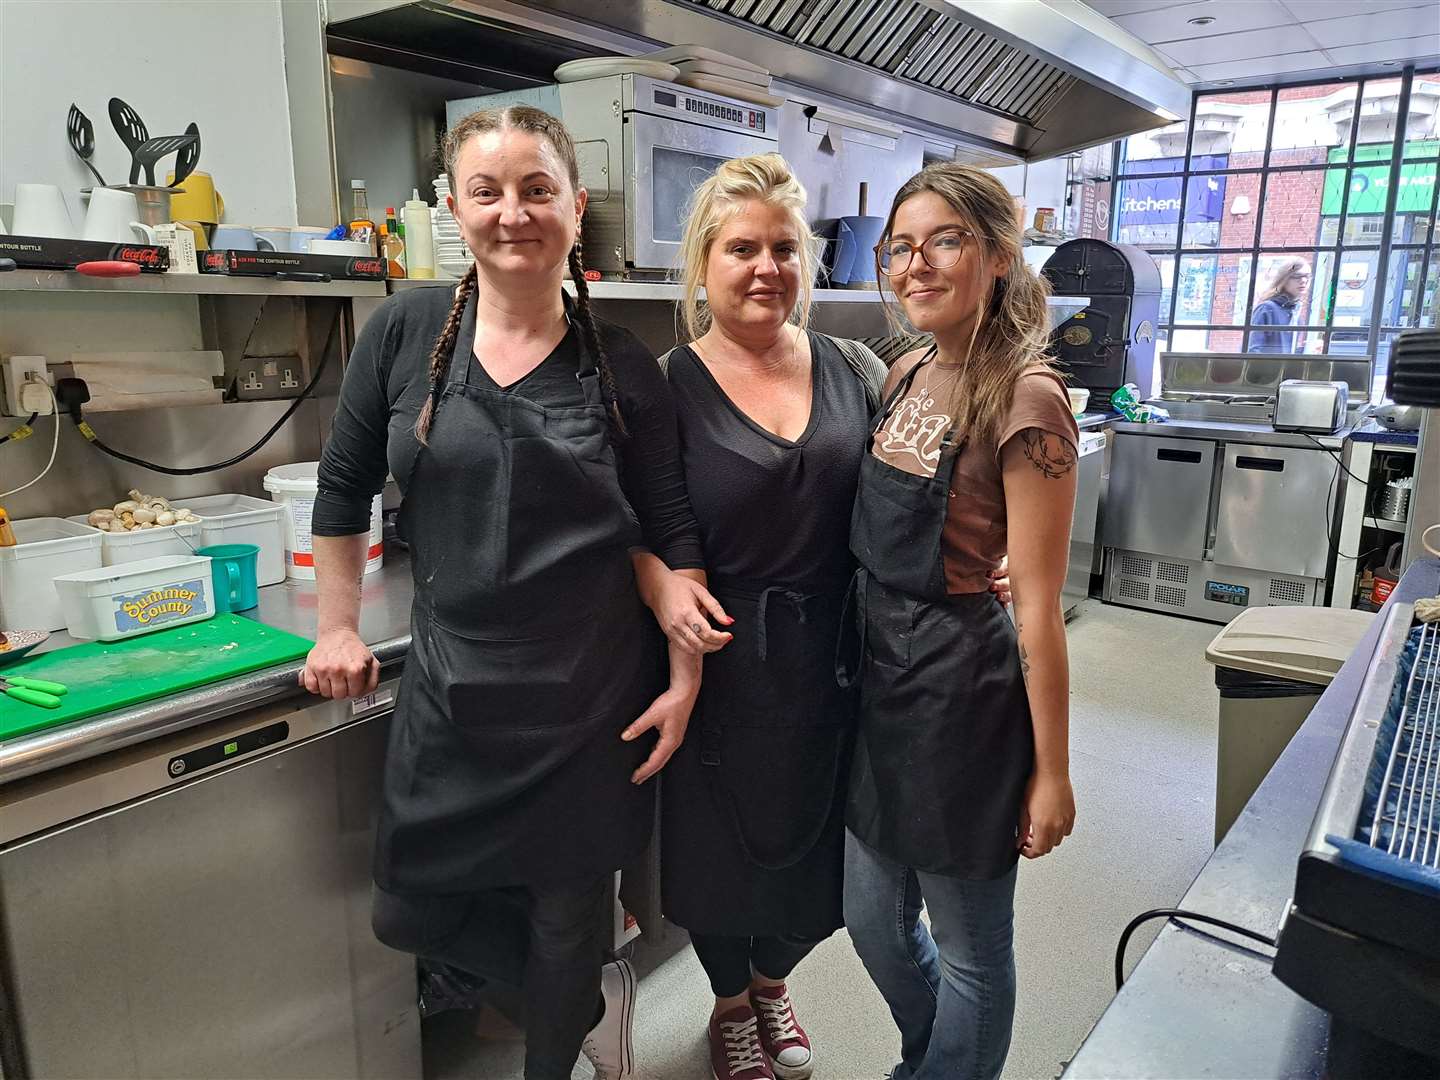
left=0, top=269, right=387, bottom=299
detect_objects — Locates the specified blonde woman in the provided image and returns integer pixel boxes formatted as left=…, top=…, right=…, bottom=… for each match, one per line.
left=1247, top=256, right=1311, bottom=354
left=839, top=164, right=1077, bottom=1080
left=628, top=154, right=882, bottom=1080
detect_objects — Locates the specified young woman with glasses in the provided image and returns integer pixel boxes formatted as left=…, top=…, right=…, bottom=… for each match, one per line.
left=838, top=163, right=1078, bottom=1080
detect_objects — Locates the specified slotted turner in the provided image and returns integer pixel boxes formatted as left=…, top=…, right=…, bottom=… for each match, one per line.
left=66, top=104, right=106, bottom=186
left=108, top=96, right=149, bottom=184
left=133, top=133, right=196, bottom=187
left=170, top=122, right=201, bottom=188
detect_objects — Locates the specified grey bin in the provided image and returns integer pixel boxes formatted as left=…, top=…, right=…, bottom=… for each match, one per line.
left=1204, top=607, right=1374, bottom=845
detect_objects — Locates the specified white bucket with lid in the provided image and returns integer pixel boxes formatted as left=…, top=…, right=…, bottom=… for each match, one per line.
left=263, top=462, right=383, bottom=580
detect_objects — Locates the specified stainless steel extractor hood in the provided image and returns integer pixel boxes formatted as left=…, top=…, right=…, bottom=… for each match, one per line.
left=393, top=0, right=1191, bottom=160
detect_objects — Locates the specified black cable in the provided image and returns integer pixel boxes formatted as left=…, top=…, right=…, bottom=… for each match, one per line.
left=1115, top=908, right=1277, bottom=991
left=0, top=414, right=38, bottom=446
left=1302, top=432, right=1383, bottom=567
left=73, top=310, right=340, bottom=477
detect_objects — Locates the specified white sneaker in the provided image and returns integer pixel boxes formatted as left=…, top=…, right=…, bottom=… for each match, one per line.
left=581, top=958, right=636, bottom=1080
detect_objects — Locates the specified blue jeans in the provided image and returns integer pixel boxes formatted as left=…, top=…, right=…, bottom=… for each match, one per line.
left=844, top=829, right=1018, bottom=1080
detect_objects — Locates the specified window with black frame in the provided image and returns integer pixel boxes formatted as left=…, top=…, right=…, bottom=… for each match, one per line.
left=1111, top=68, right=1440, bottom=398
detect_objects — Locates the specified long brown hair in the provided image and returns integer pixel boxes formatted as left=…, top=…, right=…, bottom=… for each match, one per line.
left=415, top=105, right=625, bottom=444
left=877, top=163, right=1056, bottom=447
left=1256, top=256, right=1309, bottom=306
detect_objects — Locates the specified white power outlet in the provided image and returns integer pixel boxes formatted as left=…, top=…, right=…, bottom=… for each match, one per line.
left=4, top=356, right=53, bottom=417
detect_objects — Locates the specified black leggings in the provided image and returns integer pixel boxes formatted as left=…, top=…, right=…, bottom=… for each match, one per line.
left=690, top=931, right=825, bottom=998
left=372, top=873, right=610, bottom=1080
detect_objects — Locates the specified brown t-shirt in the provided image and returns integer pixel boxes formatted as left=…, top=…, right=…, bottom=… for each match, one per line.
left=870, top=352, right=1079, bottom=593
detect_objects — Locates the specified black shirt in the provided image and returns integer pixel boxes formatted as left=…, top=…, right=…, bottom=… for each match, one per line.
left=666, top=333, right=870, bottom=590
left=313, top=286, right=705, bottom=570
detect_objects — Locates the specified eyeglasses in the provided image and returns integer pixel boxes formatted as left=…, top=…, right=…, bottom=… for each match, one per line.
left=875, top=229, right=988, bottom=276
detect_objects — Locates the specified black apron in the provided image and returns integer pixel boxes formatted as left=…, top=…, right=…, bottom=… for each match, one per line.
left=662, top=574, right=852, bottom=937
left=375, top=299, right=660, bottom=893
left=839, top=354, right=1033, bottom=880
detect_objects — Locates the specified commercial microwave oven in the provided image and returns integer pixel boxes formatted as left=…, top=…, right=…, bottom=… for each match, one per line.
left=448, top=75, right=780, bottom=278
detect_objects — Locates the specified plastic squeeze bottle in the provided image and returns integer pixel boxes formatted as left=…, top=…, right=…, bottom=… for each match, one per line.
left=402, top=190, right=435, bottom=280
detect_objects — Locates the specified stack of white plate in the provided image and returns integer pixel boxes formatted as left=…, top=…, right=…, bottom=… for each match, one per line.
left=432, top=176, right=472, bottom=277
left=647, top=45, right=782, bottom=107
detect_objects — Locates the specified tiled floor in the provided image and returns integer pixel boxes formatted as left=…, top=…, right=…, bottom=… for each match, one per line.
left=426, top=601, right=1223, bottom=1079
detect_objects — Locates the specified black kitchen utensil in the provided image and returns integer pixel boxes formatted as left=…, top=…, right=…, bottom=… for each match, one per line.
left=133, top=133, right=197, bottom=187
left=108, top=96, right=149, bottom=184
left=170, top=122, right=201, bottom=188
left=66, top=104, right=106, bottom=186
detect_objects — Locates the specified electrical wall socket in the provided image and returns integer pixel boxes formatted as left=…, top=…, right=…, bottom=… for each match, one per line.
left=4, top=356, right=54, bottom=417
left=234, top=356, right=305, bottom=401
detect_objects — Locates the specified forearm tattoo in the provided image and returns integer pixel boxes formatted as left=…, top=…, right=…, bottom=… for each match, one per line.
left=1021, top=429, right=1078, bottom=479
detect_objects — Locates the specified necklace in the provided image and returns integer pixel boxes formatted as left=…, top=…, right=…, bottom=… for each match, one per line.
left=916, top=359, right=963, bottom=408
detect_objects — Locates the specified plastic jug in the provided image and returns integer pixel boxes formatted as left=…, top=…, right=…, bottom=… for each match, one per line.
left=198, top=543, right=260, bottom=613
left=1370, top=541, right=1404, bottom=607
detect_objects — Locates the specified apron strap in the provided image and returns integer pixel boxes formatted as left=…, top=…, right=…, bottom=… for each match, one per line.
left=834, top=567, right=868, bottom=690
left=869, top=345, right=937, bottom=436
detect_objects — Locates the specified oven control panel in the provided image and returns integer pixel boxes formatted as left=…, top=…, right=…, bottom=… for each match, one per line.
left=646, top=85, right=771, bottom=134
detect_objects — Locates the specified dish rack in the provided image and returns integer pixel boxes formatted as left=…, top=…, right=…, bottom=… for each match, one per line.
left=1274, top=600, right=1440, bottom=1075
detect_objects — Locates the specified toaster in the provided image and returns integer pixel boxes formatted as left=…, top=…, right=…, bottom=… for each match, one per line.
left=1273, top=379, right=1349, bottom=434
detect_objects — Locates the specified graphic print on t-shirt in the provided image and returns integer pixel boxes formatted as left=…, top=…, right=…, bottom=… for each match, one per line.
left=875, top=362, right=960, bottom=477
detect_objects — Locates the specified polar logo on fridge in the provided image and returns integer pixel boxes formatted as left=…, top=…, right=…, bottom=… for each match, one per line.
left=113, top=578, right=211, bottom=632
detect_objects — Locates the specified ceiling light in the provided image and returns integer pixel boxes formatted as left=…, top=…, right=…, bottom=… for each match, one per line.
left=1188, top=15, right=1216, bottom=25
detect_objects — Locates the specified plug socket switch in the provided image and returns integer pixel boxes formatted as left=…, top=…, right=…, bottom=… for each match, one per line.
left=4, top=356, right=53, bottom=417
left=235, top=356, right=304, bottom=401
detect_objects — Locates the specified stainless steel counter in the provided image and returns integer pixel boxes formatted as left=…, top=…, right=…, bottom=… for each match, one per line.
left=1111, top=417, right=1350, bottom=451
left=0, top=553, right=416, bottom=786
left=1064, top=556, right=1440, bottom=1078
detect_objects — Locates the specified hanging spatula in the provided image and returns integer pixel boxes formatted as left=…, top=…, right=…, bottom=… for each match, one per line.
left=108, top=96, right=149, bottom=184
left=133, top=132, right=197, bottom=187
left=66, top=104, right=106, bottom=187
left=169, top=122, right=201, bottom=188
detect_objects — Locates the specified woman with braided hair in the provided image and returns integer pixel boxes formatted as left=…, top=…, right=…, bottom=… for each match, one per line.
left=302, top=106, right=704, bottom=1080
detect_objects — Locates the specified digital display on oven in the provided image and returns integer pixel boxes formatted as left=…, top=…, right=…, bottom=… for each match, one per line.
left=680, top=96, right=765, bottom=132
left=654, top=90, right=677, bottom=107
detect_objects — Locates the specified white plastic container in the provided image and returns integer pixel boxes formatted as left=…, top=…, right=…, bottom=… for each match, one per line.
left=185, top=493, right=287, bottom=587
left=54, top=555, right=215, bottom=641
left=0, top=518, right=104, bottom=632
left=263, top=462, right=383, bottom=580
left=66, top=515, right=202, bottom=566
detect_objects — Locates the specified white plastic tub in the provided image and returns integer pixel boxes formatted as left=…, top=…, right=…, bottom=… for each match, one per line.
left=0, top=518, right=104, bottom=632
left=263, top=462, right=383, bottom=581
left=185, top=493, right=286, bottom=587
left=66, top=515, right=202, bottom=566
left=54, top=555, right=216, bottom=641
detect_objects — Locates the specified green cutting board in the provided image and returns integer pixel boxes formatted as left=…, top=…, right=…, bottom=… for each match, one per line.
left=0, top=614, right=314, bottom=742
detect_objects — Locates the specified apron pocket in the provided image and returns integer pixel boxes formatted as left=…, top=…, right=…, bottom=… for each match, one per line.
left=862, top=579, right=918, bottom=671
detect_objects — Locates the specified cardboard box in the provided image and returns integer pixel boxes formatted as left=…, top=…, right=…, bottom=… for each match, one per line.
left=0, top=234, right=169, bottom=272
left=201, top=248, right=387, bottom=280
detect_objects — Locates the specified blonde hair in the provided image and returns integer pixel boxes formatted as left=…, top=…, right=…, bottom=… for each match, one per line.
left=877, top=163, right=1056, bottom=447
left=676, top=153, right=821, bottom=341
left=1257, top=256, right=1310, bottom=305
left=415, top=105, right=625, bottom=443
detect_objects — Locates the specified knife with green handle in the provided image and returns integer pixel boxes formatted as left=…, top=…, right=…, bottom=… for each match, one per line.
left=0, top=677, right=67, bottom=709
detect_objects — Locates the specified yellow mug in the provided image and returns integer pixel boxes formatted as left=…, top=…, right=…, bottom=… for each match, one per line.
left=167, top=171, right=224, bottom=226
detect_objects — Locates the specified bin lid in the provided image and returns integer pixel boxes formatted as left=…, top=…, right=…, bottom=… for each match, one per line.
left=1204, top=606, right=1374, bottom=687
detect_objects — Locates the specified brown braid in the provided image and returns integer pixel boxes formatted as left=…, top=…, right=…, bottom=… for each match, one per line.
left=414, top=262, right=477, bottom=444
left=567, top=238, right=629, bottom=440
left=416, top=103, right=626, bottom=442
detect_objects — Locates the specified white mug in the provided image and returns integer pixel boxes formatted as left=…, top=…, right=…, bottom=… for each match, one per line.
left=254, top=226, right=293, bottom=252
left=82, top=187, right=153, bottom=244
left=308, top=238, right=371, bottom=257
left=12, top=183, right=75, bottom=239
left=1425, top=522, right=1439, bottom=560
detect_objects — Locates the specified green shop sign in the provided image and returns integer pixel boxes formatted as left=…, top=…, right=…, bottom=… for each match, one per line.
left=1323, top=142, right=1438, bottom=215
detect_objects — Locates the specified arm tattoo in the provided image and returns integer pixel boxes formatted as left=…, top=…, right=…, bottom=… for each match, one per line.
left=1014, top=595, right=1030, bottom=686
left=1018, top=639, right=1031, bottom=686
left=1020, top=429, right=1078, bottom=479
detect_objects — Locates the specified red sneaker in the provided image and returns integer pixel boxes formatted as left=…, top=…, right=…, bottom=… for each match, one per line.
left=750, top=983, right=813, bottom=1080
left=709, top=1004, right=775, bottom=1080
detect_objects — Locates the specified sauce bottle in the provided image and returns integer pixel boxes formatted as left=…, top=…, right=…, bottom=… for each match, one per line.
left=347, top=180, right=377, bottom=256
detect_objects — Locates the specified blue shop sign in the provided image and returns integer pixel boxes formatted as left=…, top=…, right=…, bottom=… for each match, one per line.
left=1120, top=155, right=1229, bottom=226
